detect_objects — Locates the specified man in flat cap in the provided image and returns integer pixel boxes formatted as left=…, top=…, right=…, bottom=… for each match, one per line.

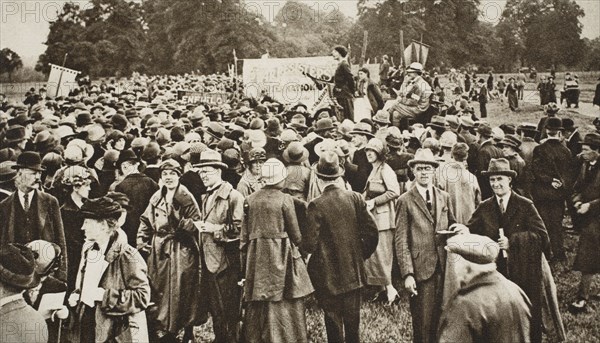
left=437, top=234, right=531, bottom=343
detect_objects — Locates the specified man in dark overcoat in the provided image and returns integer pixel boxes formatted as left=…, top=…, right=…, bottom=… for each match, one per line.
left=0, top=152, right=67, bottom=282
left=531, top=117, right=573, bottom=261
left=456, top=158, right=550, bottom=343
left=304, top=151, right=379, bottom=343
left=114, top=149, right=159, bottom=246
left=570, top=133, right=600, bottom=313
left=394, top=148, right=459, bottom=343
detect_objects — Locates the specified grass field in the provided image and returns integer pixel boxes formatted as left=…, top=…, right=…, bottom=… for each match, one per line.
left=189, top=103, right=600, bottom=342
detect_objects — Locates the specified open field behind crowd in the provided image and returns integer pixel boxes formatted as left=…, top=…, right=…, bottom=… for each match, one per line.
left=1, top=75, right=599, bottom=343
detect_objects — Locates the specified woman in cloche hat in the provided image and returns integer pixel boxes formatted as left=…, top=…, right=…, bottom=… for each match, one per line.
left=363, top=138, right=401, bottom=305
left=240, top=158, right=313, bottom=342
left=137, top=159, right=203, bottom=343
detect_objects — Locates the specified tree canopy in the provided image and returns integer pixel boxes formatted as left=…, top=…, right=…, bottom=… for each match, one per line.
left=0, top=48, right=24, bottom=81
left=33, top=0, right=597, bottom=77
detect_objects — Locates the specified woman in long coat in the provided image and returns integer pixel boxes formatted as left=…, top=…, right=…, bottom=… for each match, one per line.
left=505, top=77, right=519, bottom=111
left=67, top=197, right=150, bottom=343
left=137, top=159, right=203, bottom=341
left=241, top=159, right=314, bottom=343
left=363, top=138, right=400, bottom=304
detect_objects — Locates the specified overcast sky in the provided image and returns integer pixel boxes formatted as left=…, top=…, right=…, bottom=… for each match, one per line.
left=1, top=0, right=599, bottom=66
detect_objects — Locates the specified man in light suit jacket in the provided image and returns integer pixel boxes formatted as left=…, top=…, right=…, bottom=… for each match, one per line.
left=395, top=148, right=459, bottom=343
left=0, top=152, right=67, bottom=282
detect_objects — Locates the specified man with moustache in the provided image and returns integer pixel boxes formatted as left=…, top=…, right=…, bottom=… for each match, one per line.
left=0, top=152, right=67, bottom=282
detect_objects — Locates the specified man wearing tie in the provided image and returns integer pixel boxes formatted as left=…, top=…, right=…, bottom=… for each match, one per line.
left=395, top=148, right=459, bottom=343
left=0, top=152, right=67, bottom=282
left=454, top=158, right=550, bottom=343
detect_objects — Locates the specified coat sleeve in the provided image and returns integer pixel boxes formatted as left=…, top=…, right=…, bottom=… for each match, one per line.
left=354, top=193, right=379, bottom=259
left=101, top=249, right=151, bottom=315
left=137, top=201, right=154, bottom=254
left=394, top=196, right=413, bottom=279
left=370, top=83, right=385, bottom=110
left=524, top=200, right=551, bottom=257
left=50, top=196, right=68, bottom=282
left=303, top=201, right=320, bottom=255
left=283, top=195, right=302, bottom=248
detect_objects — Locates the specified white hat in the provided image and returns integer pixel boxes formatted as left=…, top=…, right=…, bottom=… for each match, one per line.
left=261, top=158, right=287, bottom=186
left=407, top=62, right=424, bottom=73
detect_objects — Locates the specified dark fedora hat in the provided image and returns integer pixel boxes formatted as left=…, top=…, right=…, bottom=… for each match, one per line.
left=545, top=117, right=564, bottom=131
left=116, top=149, right=139, bottom=169
left=426, top=116, right=446, bottom=131
left=386, top=135, right=403, bottom=149
left=282, top=142, right=309, bottom=164
left=481, top=158, right=517, bottom=178
left=314, top=118, right=335, bottom=133
left=516, top=122, right=538, bottom=133
left=0, top=161, right=17, bottom=183
left=562, top=118, right=577, bottom=131
left=579, top=133, right=600, bottom=149
left=76, top=111, right=93, bottom=127
left=4, top=125, right=26, bottom=143
left=12, top=151, right=45, bottom=172
left=7, top=113, right=35, bottom=127
left=315, top=150, right=345, bottom=180
left=0, top=243, right=38, bottom=289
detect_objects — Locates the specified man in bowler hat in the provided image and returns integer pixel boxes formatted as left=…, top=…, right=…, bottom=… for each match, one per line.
left=0, top=152, right=68, bottom=282
left=304, top=151, right=379, bottom=343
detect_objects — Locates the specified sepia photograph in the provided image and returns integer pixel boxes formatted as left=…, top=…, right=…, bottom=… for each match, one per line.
left=0, top=0, right=599, bottom=342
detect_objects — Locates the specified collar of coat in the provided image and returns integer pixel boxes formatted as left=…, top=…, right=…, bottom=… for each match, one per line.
left=457, top=270, right=501, bottom=295
left=209, top=181, right=234, bottom=200
left=150, top=184, right=195, bottom=208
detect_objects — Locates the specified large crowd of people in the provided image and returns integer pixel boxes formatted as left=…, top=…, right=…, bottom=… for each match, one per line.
left=1, top=46, right=600, bottom=343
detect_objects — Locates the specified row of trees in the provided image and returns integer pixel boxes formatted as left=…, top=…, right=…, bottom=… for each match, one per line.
left=32, top=0, right=600, bottom=78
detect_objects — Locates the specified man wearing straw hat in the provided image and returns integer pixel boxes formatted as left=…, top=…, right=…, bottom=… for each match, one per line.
left=395, top=148, right=461, bottom=343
